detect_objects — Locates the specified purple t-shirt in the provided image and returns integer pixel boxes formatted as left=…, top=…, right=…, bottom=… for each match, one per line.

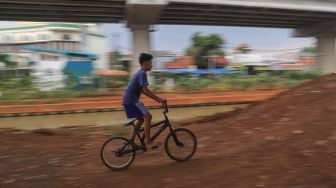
left=122, top=69, right=148, bottom=104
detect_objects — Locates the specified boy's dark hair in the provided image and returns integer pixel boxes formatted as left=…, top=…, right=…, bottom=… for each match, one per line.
left=139, top=53, right=153, bottom=65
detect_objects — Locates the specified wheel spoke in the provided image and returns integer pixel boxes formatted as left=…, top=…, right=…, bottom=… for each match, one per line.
left=101, top=137, right=135, bottom=170
left=165, top=128, right=197, bottom=161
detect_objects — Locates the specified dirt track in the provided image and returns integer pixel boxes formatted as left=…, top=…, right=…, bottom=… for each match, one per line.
left=0, top=90, right=285, bottom=114
left=1, top=74, right=336, bottom=187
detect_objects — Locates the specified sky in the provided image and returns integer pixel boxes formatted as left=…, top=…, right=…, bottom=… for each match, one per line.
left=101, top=24, right=315, bottom=54
left=1, top=21, right=315, bottom=55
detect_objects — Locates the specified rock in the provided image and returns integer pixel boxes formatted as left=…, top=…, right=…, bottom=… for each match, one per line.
left=310, top=90, right=322, bottom=93
left=199, top=136, right=211, bottom=141
left=292, top=130, right=304, bottom=134
left=163, top=177, right=174, bottom=181
left=253, top=127, right=264, bottom=130
left=23, top=174, right=47, bottom=180
left=14, top=168, right=26, bottom=172
left=243, top=131, right=253, bottom=134
left=0, top=155, right=10, bottom=159
left=280, top=117, right=291, bottom=122
left=324, top=82, right=336, bottom=88
left=3, top=179, right=16, bottom=184
left=64, top=163, right=76, bottom=167
left=12, top=131, right=27, bottom=135
left=276, top=137, right=287, bottom=142
left=211, top=131, right=222, bottom=134
left=301, top=150, right=314, bottom=156
left=258, top=175, right=270, bottom=180
left=264, top=136, right=275, bottom=140
left=31, top=129, right=56, bottom=136
left=48, top=160, right=60, bottom=164
left=65, top=177, right=81, bottom=180
left=315, top=140, right=328, bottom=146
left=237, top=116, right=250, bottom=120
left=197, top=144, right=206, bottom=148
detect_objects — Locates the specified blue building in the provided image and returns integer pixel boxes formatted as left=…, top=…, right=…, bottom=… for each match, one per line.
left=22, top=46, right=95, bottom=90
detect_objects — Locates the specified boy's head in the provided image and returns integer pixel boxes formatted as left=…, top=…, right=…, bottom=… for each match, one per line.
left=139, top=53, right=153, bottom=71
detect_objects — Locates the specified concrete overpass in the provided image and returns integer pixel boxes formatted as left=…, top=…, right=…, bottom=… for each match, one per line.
left=1, top=0, right=336, bottom=73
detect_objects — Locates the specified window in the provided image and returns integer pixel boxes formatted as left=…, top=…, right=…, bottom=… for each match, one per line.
left=20, top=35, right=30, bottom=41
left=38, top=34, right=50, bottom=40
left=10, top=36, right=15, bottom=42
left=40, top=54, right=58, bottom=61
left=62, top=34, right=71, bottom=40
left=37, top=34, right=43, bottom=40
left=2, top=35, right=12, bottom=42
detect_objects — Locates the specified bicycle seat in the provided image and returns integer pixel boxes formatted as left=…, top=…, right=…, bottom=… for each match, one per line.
left=123, top=119, right=137, bottom=127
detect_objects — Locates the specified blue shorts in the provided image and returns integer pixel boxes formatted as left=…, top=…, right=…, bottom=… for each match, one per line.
left=123, top=102, right=149, bottom=119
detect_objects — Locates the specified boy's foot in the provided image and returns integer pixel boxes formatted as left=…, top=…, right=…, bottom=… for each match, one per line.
left=146, top=142, right=161, bottom=151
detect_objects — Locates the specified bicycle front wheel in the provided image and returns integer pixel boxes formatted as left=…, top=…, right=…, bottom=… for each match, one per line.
left=100, top=137, right=135, bottom=170
left=164, top=128, right=197, bottom=161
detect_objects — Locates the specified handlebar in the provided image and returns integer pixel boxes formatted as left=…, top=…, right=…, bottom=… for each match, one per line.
left=162, top=101, right=168, bottom=113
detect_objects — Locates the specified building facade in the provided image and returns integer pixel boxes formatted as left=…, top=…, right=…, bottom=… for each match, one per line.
left=0, top=22, right=109, bottom=70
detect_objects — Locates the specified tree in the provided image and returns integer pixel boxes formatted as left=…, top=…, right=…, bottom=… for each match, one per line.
left=110, top=51, right=120, bottom=64
left=109, top=51, right=126, bottom=70
left=184, top=32, right=225, bottom=69
left=234, top=44, right=251, bottom=54
left=0, top=54, right=16, bottom=68
left=301, top=47, right=315, bottom=54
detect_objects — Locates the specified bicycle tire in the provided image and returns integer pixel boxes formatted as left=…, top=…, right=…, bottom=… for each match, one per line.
left=100, top=137, right=135, bottom=170
left=164, top=128, right=197, bottom=161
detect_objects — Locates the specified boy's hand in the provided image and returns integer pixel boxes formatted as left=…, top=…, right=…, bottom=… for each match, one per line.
left=157, top=98, right=167, bottom=103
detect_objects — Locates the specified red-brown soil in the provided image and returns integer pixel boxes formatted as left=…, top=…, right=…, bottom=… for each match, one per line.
left=1, top=74, right=336, bottom=187
left=0, top=90, right=285, bottom=114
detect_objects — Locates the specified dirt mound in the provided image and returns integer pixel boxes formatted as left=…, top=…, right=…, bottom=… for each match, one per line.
left=1, top=74, right=336, bottom=187
left=192, top=73, right=336, bottom=186
left=188, top=73, right=336, bottom=125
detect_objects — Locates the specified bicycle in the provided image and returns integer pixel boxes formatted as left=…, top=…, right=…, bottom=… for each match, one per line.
left=100, top=102, right=197, bottom=170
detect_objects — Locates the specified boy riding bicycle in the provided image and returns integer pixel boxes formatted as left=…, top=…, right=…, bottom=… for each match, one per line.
left=122, top=53, right=166, bottom=150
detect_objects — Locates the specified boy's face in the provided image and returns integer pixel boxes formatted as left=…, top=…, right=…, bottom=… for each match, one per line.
left=142, top=60, right=152, bottom=71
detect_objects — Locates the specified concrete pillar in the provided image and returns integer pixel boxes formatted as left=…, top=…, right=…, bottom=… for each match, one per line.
left=316, top=34, right=336, bottom=73
left=130, top=24, right=151, bottom=75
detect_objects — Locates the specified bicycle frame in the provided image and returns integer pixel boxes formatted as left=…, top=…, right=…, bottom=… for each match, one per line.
left=128, top=102, right=182, bottom=151
left=101, top=102, right=197, bottom=170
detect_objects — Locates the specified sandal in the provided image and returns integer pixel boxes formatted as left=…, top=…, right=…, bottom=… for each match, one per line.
left=146, top=142, right=161, bottom=151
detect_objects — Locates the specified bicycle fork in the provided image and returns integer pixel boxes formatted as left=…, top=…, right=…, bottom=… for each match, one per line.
left=166, top=120, right=184, bottom=147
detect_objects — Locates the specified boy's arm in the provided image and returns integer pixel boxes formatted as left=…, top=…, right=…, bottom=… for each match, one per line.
left=142, top=85, right=164, bottom=102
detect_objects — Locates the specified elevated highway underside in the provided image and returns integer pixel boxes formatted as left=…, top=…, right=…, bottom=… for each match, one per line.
left=1, top=0, right=336, bottom=73
left=1, top=0, right=336, bottom=28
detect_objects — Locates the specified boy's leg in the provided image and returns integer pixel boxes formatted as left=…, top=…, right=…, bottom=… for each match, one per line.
left=134, top=102, right=159, bottom=149
left=130, top=117, right=144, bottom=140
left=143, top=112, right=152, bottom=145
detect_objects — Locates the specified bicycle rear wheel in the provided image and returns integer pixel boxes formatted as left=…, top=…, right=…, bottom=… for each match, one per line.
left=164, top=128, right=197, bottom=161
left=100, top=137, right=135, bottom=170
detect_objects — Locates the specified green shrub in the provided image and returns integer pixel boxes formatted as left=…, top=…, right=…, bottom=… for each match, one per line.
left=282, top=70, right=321, bottom=80
left=283, top=79, right=299, bottom=87
left=175, top=76, right=214, bottom=91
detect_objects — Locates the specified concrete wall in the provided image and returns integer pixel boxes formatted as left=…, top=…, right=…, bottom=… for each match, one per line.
left=84, top=35, right=109, bottom=70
